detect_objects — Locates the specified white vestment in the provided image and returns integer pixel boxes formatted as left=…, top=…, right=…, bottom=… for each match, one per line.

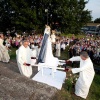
left=51, top=34, right=56, bottom=43
left=16, top=45, right=32, bottom=77
left=56, top=43, right=61, bottom=57
left=31, top=49, right=37, bottom=65
left=0, top=39, right=10, bottom=62
left=69, top=56, right=95, bottom=99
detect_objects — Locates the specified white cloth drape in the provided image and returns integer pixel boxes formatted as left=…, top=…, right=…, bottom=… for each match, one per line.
left=44, top=37, right=59, bottom=67
left=51, top=34, right=56, bottom=43
left=69, top=56, right=95, bottom=99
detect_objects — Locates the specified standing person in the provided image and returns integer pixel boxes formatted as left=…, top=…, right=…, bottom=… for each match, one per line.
left=66, top=51, right=95, bottom=99
left=69, top=46, right=73, bottom=58
left=51, top=30, right=56, bottom=52
left=55, top=40, right=61, bottom=57
left=36, top=44, right=41, bottom=59
left=15, top=37, right=20, bottom=48
left=0, top=34, right=10, bottom=63
left=61, top=42, right=66, bottom=52
left=31, top=44, right=37, bottom=65
left=51, top=30, right=56, bottom=43
left=16, top=39, right=32, bottom=78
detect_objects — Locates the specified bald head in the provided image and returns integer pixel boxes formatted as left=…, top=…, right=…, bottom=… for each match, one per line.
left=80, top=51, right=89, bottom=60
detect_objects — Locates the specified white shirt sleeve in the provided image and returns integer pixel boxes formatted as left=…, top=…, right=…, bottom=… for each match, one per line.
left=69, top=56, right=81, bottom=62
left=72, top=61, right=90, bottom=74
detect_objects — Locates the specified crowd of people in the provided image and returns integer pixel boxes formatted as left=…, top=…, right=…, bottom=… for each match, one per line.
left=69, top=35, right=100, bottom=65
left=1, top=31, right=71, bottom=59
left=0, top=31, right=100, bottom=65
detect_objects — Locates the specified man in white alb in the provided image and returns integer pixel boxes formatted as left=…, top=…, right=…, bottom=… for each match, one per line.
left=51, top=30, right=56, bottom=43
left=0, top=34, right=10, bottom=63
left=67, top=51, right=95, bottom=99
left=16, top=39, right=32, bottom=78
left=55, top=40, right=61, bottom=57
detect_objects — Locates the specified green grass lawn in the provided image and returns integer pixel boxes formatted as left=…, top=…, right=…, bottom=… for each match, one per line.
left=9, top=45, right=100, bottom=100
left=9, top=48, right=17, bottom=60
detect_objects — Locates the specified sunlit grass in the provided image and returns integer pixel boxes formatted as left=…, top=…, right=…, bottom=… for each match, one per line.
left=9, top=47, right=16, bottom=59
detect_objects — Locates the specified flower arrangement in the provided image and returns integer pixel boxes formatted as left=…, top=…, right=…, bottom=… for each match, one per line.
left=64, top=71, right=79, bottom=93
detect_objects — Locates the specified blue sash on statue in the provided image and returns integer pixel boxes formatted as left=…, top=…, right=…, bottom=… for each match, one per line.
left=37, top=33, right=49, bottom=63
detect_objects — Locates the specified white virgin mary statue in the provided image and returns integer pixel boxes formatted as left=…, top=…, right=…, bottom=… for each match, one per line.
left=37, top=25, right=58, bottom=69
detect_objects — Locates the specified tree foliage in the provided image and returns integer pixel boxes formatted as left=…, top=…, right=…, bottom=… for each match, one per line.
left=0, top=0, right=92, bottom=33
left=94, top=18, right=100, bottom=23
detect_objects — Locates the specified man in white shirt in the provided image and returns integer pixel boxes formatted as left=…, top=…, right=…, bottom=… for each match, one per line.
left=67, top=51, right=95, bottom=99
left=16, top=39, right=32, bottom=78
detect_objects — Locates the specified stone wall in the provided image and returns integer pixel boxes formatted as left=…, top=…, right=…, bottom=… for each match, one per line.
left=0, top=60, right=58, bottom=100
